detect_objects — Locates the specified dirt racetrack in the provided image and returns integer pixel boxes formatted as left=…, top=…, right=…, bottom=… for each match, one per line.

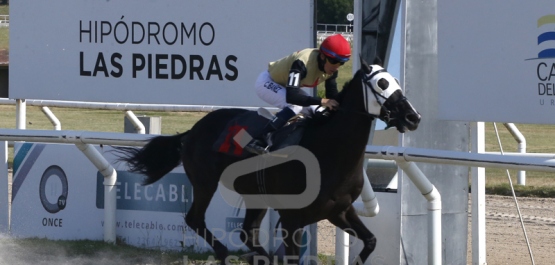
left=470, top=195, right=555, bottom=265
left=318, top=195, right=555, bottom=265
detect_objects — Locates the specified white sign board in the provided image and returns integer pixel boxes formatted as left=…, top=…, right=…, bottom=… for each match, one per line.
left=438, top=1, right=555, bottom=124
left=10, top=0, right=313, bottom=106
left=10, top=143, right=251, bottom=251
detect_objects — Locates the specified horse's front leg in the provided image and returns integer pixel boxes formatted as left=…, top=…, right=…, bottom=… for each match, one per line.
left=328, top=206, right=377, bottom=264
left=185, top=186, right=229, bottom=265
left=279, top=219, right=304, bottom=265
left=240, top=208, right=273, bottom=264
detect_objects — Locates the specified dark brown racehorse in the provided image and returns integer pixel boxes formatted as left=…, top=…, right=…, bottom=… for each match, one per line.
left=115, top=58, right=420, bottom=264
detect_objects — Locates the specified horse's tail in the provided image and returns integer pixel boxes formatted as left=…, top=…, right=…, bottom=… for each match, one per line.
left=114, top=131, right=189, bottom=185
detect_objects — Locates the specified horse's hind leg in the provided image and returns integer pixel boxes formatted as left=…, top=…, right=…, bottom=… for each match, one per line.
left=185, top=186, right=229, bottom=264
left=328, top=206, right=376, bottom=264
left=240, top=208, right=273, bottom=264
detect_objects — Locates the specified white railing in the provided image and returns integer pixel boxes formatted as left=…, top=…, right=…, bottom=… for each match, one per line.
left=0, top=15, right=9, bottom=27
left=0, top=129, right=151, bottom=243
left=0, top=98, right=272, bottom=112
left=0, top=98, right=541, bottom=264
left=501, top=123, right=527, bottom=185
left=316, top=23, right=353, bottom=33
left=0, top=98, right=277, bottom=243
left=363, top=145, right=555, bottom=265
left=316, top=23, right=354, bottom=45
left=0, top=98, right=279, bottom=132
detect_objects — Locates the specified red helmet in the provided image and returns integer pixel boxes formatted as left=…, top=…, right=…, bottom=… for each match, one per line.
left=320, top=34, right=351, bottom=62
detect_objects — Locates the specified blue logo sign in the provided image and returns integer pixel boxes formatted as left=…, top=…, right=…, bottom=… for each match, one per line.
left=96, top=171, right=192, bottom=213
left=225, top=217, right=244, bottom=232
left=536, top=15, right=555, bottom=59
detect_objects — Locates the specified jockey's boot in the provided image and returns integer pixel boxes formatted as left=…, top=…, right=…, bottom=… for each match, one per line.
left=244, top=107, right=296, bottom=155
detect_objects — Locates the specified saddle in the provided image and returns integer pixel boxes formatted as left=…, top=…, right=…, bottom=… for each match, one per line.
left=213, top=110, right=308, bottom=158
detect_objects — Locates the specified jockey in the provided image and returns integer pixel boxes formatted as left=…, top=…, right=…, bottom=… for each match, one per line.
left=245, top=34, right=351, bottom=154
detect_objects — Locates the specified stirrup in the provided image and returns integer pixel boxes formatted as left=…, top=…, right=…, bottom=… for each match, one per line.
left=314, top=106, right=332, bottom=118
left=244, top=139, right=270, bottom=155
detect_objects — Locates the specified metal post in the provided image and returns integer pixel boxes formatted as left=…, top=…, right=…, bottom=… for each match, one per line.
left=125, top=111, right=146, bottom=134
left=396, top=161, right=442, bottom=265
left=471, top=122, right=487, bottom=265
left=503, top=123, right=526, bottom=185
left=15, top=99, right=26, bottom=130
left=335, top=228, right=350, bottom=265
left=41, top=106, right=61, bottom=130
left=0, top=140, right=8, bottom=233
left=75, top=142, right=117, bottom=244
left=352, top=159, right=380, bottom=217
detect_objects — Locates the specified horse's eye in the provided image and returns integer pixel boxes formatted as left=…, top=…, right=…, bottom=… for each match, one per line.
left=377, top=78, right=389, bottom=90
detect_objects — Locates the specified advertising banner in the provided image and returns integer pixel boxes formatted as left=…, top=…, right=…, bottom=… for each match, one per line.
left=10, top=143, right=250, bottom=251
left=438, top=0, right=555, bottom=124
left=10, top=0, right=314, bottom=107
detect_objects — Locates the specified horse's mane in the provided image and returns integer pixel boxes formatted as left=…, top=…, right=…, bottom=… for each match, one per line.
left=334, top=68, right=364, bottom=104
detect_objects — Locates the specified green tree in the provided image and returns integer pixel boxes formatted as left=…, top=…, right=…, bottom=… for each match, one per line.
left=317, top=0, right=354, bottom=24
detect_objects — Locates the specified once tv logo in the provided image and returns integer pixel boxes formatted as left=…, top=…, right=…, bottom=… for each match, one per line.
left=39, top=165, right=69, bottom=214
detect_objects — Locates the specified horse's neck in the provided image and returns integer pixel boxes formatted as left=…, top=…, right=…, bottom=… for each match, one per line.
left=307, top=111, right=372, bottom=187
left=332, top=81, right=373, bottom=145
left=332, top=110, right=372, bottom=144
left=308, top=110, right=373, bottom=154
left=309, top=72, right=374, bottom=161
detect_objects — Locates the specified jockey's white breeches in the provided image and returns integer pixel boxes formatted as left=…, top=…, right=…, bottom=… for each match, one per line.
left=254, top=71, right=317, bottom=116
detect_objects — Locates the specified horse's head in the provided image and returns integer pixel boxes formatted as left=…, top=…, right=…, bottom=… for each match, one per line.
left=355, top=57, right=421, bottom=133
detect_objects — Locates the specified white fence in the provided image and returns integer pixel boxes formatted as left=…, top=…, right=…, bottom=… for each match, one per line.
left=0, top=15, right=8, bottom=27
left=316, top=23, right=354, bottom=45
left=0, top=129, right=150, bottom=243
left=363, top=144, right=555, bottom=265
left=316, top=23, right=353, bottom=33
left=0, top=98, right=263, bottom=244
left=0, top=98, right=548, bottom=264
left=0, top=98, right=278, bottom=132
left=2, top=126, right=553, bottom=264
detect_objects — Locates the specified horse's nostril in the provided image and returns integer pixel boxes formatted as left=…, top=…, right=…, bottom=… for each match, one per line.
left=406, top=113, right=421, bottom=124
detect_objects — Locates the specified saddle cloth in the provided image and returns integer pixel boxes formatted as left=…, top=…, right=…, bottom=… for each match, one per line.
left=213, top=111, right=306, bottom=157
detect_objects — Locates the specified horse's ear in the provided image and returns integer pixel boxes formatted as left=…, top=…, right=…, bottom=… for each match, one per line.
left=373, top=57, right=383, bottom=66
left=359, top=54, right=372, bottom=74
